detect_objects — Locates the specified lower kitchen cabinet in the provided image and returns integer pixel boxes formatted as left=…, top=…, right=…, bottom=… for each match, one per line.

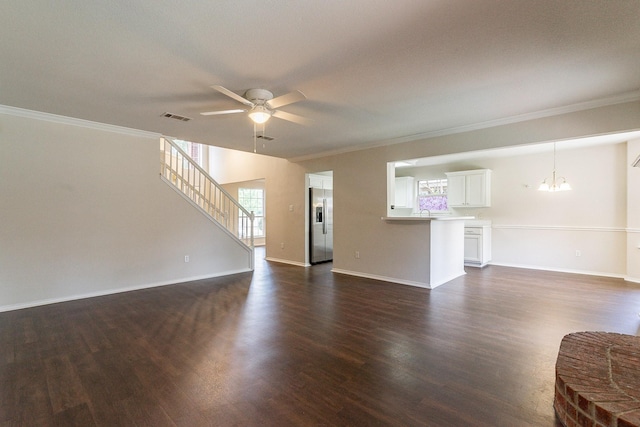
left=464, top=225, right=491, bottom=267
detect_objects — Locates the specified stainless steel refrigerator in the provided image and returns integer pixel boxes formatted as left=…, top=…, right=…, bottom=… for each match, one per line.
left=309, top=187, right=333, bottom=264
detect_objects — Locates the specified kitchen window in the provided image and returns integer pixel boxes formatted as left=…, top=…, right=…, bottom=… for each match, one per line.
left=418, top=179, right=448, bottom=212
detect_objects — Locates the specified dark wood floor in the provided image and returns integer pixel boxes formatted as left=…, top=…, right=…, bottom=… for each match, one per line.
left=2, top=250, right=640, bottom=426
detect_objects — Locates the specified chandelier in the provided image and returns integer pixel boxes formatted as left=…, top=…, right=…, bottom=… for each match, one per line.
left=538, top=142, right=571, bottom=192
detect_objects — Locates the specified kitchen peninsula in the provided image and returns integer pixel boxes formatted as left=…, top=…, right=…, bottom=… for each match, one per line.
left=382, top=216, right=473, bottom=289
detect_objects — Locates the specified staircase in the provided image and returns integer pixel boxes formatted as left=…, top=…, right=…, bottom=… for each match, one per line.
left=159, top=137, right=254, bottom=268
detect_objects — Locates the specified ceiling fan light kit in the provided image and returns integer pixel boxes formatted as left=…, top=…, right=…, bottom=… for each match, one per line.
left=248, top=105, right=272, bottom=124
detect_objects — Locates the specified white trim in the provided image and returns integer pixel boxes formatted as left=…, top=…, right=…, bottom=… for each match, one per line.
left=492, top=224, right=627, bottom=233
left=627, top=228, right=640, bottom=233
left=331, top=268, right=430, bottom=289
left=0, top=104, right=161, bottom=139
left=265, top=257, right=310, bottom=267
left=623, top=276, right=640, bottom=285
left=395, top=90, right=640, bottom=142
left=429, top=270, right=467, bottom=289
left=288, top=90, right=640, bottom=162
left=488, top=261, right=624, bottom=280
left=0, top=269, right=252, bottom=313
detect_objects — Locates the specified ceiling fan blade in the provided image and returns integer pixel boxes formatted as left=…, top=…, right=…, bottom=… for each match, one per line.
left=272, top=109, right=311, bottom=126
left=200, top=109, right=246, bottom=116
left=211, top=85, right=255, bottom=107
left=266, top=90, right=306, bottom=109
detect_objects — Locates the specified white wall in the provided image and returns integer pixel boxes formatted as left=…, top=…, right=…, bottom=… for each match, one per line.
left=627, top=138, right=640, bottom=282
left=488, top=142, right=628, bottom=276
left=0, top=110, right=252, bottom=311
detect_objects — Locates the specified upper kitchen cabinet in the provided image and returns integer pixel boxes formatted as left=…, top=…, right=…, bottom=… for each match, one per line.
left=445, top=169, right=492, bottom=207
left=394, top=176, right=415, bottom=208
left=309, top=173, right=333, bottom=189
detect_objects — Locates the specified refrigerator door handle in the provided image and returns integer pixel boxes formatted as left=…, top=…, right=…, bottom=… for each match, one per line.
left=323, top=198, right=327, bottom=234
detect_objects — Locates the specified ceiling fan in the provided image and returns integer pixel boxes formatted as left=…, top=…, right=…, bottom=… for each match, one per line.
left=200, top=85, right=310, bottom=125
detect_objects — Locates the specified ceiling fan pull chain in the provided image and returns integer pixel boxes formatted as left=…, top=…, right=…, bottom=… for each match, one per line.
left=253, top=122, right=257, bottom=153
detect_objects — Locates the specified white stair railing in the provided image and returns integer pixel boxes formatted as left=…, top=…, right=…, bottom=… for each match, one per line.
left=159, top=137, right=254, bottom=255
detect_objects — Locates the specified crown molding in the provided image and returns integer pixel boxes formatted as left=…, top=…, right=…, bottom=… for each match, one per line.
left=385, top=90, right=640, bottom=145
left=0, top=104, right=161, bottom=139
left=289, top=90, right=640, bottom=163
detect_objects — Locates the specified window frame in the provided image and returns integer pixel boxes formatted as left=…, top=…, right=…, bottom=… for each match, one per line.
left=238, top=187, right=265, bottom=238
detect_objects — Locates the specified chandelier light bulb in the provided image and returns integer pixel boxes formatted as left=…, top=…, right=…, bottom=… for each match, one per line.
left=559, top=180, right=571, bottom=191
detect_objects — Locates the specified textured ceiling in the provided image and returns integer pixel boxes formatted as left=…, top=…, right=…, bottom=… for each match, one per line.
left=1, top=1, right=639, bottom=159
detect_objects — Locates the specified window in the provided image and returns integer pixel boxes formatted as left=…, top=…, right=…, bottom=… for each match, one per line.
left=417, top=179, right=448, bottom=212
left=173, top=139, right=203, bottom=167
left=238, top=188, right=265, bottom=238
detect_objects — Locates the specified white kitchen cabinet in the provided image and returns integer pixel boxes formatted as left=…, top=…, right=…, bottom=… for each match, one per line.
left=464, top=225, right=491, bottom=267
left=445, top=169, right=491, bottom=207
left=309, top=173, right=333, bottom=190
left=394, top=176, right=415, bottom=209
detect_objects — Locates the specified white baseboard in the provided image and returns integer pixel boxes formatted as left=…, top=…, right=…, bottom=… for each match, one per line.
left=265, top=257, right=310, bottom=267
left=0, top=269, right=252, bottom=313
left=624, top=276, right=640, bottom=284
left=430, top=270, right=467, bottom=289
left=488, top=262, right=625, bottom=279
left=331, top=268, right=430, bottom=289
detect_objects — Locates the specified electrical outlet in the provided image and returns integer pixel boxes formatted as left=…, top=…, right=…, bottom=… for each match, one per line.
left=289, top=204, right=294, bottom=212
left=575, top=250, right=581, bottom=257
left=355, top=251, right=360, bottom=259
left=281, top=242, right=285, bottom=249
left=184, top=255, right=190, bottom=263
